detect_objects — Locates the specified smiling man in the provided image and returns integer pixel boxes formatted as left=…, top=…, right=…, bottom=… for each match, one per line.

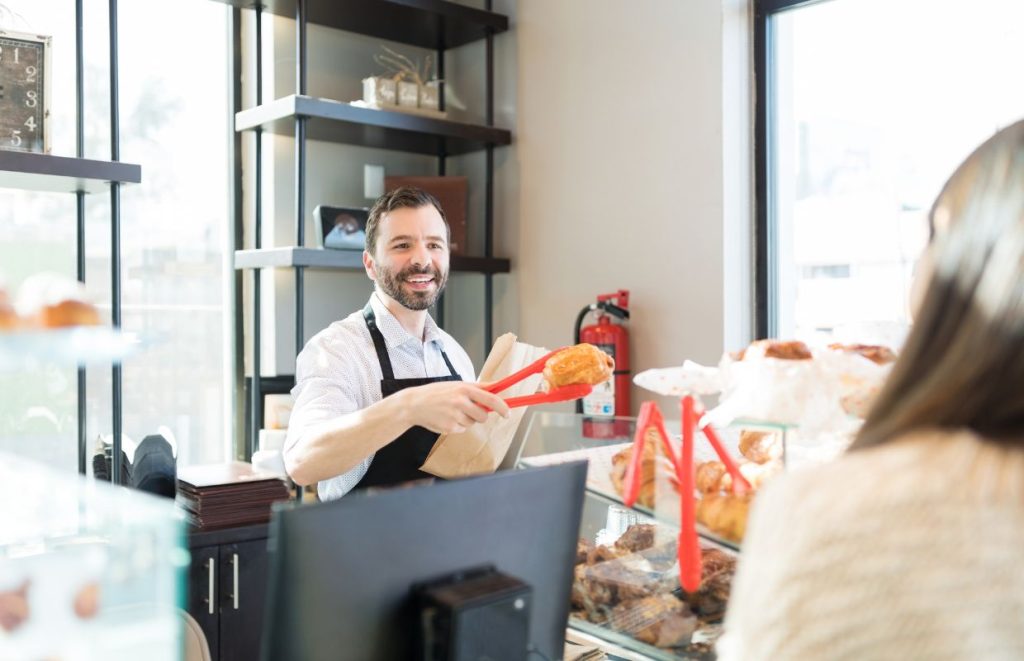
left=283, top=188, right=509, bottom=500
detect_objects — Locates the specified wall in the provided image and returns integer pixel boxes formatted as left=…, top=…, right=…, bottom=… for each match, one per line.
left=246, top=0, right=754, bottom=411
left=506, top=0, right=753, bottom=409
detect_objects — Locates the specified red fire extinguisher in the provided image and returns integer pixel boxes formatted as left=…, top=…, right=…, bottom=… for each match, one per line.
left=575, top=290, right=630, bottom=437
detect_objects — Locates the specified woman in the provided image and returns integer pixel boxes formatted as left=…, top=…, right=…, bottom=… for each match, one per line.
left=719, top=120, right=1024, bottom=660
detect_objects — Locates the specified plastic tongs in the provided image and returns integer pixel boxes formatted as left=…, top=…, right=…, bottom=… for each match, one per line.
left=481, top=347, right=593, bottom=408
left=622, top=394, right=750, bottom=593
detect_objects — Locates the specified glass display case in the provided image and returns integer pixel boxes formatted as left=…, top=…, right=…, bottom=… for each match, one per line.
left=515, top=411, right=790, bottom=660
left=0, top=452, right=186, bottom=659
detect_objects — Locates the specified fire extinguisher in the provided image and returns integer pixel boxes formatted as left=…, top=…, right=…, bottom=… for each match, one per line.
left=575, top=290, right=631, bottom=426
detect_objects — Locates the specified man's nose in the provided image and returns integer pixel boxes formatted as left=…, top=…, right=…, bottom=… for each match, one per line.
left=410, top=241, right=430, bottom=266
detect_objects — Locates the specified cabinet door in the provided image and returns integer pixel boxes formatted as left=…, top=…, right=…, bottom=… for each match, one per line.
left=218, top=538, right=269, bottom=661
left=186, top=545, right=220, bottom=660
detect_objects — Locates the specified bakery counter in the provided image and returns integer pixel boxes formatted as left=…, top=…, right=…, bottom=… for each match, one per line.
left=516, top=412, right=760, bottom=659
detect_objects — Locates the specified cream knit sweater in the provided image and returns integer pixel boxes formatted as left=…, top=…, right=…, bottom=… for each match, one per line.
left=718, top=429, right=1024, bottom=661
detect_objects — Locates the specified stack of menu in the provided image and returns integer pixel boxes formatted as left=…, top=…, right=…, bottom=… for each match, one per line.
left=177, top=462, right=291, bottom=531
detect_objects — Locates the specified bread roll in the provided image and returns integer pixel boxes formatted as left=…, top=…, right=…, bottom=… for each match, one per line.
left=543, top=343, right=614, bottom=388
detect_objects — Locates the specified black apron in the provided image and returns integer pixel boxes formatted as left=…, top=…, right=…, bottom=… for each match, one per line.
left=353, top=302, right=461, bottom=490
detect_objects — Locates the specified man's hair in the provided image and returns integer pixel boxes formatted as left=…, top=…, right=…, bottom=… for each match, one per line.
left=365, top=187, right=449, bottom=256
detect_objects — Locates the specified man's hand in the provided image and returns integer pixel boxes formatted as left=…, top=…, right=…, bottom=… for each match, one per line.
left=399, top=381, right=511, bottom=435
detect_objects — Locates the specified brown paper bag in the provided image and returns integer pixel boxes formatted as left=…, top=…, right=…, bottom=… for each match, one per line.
left=420, top=333, right=549, bottom=478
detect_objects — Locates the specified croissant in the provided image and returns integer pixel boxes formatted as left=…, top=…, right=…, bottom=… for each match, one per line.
left=543, top=343, right=614, bottom=388
left=738, top=430, right=782, bottom=464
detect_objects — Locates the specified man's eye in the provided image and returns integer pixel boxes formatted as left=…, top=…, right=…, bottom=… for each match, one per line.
left=429, top=243, right=444, bottom=250
left=393, top=243, right=409, bottom=250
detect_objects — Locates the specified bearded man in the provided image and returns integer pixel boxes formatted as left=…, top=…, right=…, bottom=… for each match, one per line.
left=284, top=188, right=509, bottom=500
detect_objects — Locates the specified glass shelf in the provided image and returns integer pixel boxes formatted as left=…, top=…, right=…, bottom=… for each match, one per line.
left=0, top=452, right=185, bottom=660
left=0, top=327, right=140, bottom=371
left=514, top=411, right=797, bottom=551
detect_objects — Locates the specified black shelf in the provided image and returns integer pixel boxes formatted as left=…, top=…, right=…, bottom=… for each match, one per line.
left=211, top=0, right=507, bottom=50
left=235, top=95, right=510, bottom=156
left=0, top=151, right=141, bottom=194
left=234, top=247, right=510, bottom=275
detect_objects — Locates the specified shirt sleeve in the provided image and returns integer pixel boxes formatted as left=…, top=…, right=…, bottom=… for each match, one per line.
left=286, top=333, right=372, bottom=499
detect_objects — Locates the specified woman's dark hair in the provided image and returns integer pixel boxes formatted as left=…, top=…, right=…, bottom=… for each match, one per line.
left=851, top=119, right=1024, bottom=449
left=364, top=187, right=449, bottom=256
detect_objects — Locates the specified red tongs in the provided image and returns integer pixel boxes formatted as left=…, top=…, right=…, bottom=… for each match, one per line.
left=622, top=395, right=750, bottom=593
left=481, top=347, right=593, bottom=408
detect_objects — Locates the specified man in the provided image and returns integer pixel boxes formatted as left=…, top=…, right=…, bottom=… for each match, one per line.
left=284, top=188, right=510, bottom=500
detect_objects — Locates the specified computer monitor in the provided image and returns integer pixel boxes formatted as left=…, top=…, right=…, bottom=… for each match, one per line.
left=261, top=462, right=587, bottom=661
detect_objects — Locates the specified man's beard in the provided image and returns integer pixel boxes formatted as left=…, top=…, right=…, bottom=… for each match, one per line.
left=377, top=262, right=448, bottom=311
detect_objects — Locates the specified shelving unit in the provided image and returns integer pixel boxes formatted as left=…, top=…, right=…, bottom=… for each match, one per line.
left=221, top=0, right=512, bottom=458
left=0, top=0, right=138, bottom=482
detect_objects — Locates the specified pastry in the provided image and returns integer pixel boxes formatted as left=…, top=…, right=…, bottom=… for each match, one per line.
left=543, top=343, right=614, bottom=388
left=829, top=342, right=897, bottom=365
left=607, top=593, right=697, bottom=648
left=738, top=430, right=782, bottom=464
left=696, top=492, right=751, bottom=543
left=35, top=299, right=101, bottom=328
left=735, top=339, right=812, bottom=361
left=695, top=460, right=728, bottom=494
left=0, top=287, right=18, bottom=330
left=614, top=523, right=656, bottom=554
left=73, top=582, right=100, bottom=619
left=15, top=273, right=101, bottom=328
left=610, top=429, right=679, bottom=508
left=0, top=580, right=30, bottom=633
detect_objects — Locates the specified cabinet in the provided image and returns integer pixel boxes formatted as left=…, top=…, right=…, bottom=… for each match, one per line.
left=187, top=523, right=271, bottom=661
left=0, top=8, right=140, bottom=481
left=210, top=0, right=513, bottom=457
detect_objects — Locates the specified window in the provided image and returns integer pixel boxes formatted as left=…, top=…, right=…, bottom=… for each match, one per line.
left=756, top=0, right=1024, bottom=344
left=0, top=0, right=231, bottom=470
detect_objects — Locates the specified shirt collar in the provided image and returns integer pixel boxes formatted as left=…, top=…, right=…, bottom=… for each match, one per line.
left=369, top=293, right=443, bottom=350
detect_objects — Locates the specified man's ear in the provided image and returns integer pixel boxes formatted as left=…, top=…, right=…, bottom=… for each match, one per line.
left=363, top=250, right=376, bottom=282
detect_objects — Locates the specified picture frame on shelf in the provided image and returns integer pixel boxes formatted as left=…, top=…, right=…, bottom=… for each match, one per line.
left=313, top=205, right=369, bottom=251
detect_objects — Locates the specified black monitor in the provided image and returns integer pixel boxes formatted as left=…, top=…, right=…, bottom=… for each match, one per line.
left=261, top=462, right=587, bottom=661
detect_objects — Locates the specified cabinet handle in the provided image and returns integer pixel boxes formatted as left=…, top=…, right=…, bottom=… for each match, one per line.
left=231, top=552, right=240, bottom=610
left=206, top=557, right=215, bottom=615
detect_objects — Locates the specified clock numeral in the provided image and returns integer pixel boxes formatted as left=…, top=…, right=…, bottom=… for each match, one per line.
left=25, top=65, right=37, bottom=83
left=13, top=48, right=19, bottom=64
left=25, top=90, right=37, bottom=108
left=11, top=130, right=22, bottom=147
left=24, top=116, right=36, bottom=132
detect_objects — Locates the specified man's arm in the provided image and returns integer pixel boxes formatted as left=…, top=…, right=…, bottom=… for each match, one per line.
left=284, top=381, right=510, bottom=487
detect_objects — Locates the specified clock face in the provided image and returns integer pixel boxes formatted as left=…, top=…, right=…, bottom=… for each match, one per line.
left=0, top=32, right=49, bottom=153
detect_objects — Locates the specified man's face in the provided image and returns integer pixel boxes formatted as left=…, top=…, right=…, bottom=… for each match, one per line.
left=364, top=204, right=449, bottom=311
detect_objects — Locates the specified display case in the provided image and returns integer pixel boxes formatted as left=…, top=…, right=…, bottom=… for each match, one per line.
left=515, top=411, right=790, bottom=660
left=0, top=452, right=186, bottom=659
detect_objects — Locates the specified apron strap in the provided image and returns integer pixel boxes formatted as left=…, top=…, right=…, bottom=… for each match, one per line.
left=439, top=346, right=459, bottom=377
left=363, top=302, right=395, bottom=380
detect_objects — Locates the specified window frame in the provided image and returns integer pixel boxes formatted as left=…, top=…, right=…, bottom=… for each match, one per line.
left=754, top=0, right=835, bottom=339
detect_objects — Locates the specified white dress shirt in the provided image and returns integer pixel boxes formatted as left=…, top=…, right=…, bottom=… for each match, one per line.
left=286, top=293, right=475, bottom=500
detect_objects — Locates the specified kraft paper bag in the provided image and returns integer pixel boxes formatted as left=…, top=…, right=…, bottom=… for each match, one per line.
left=420, top=333, right=549, bottom=478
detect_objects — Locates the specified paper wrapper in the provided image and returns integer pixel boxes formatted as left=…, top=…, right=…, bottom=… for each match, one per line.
left=420, top=333, right=549, bottom=478
left=633, top=348, right=893, bottom=438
